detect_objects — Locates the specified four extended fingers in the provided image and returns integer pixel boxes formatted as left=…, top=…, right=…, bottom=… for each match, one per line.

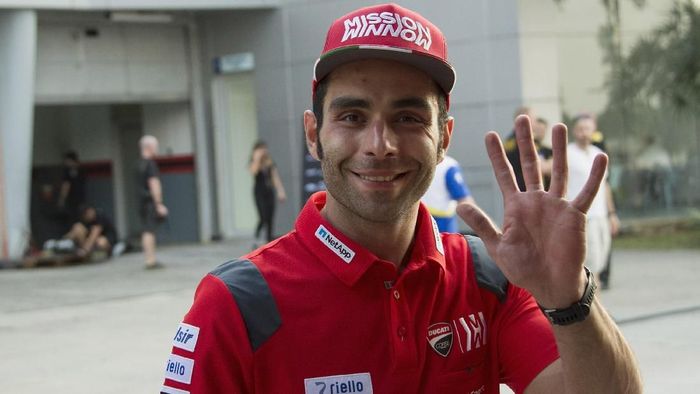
left=479, top=115, right=607, bottom=222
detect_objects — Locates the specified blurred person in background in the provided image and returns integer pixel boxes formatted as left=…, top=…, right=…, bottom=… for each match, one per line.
left=421, top=154, right=475, bottom=233
left=505, top=109, right=554, bottom=192
left=249, top=140, right=286, bottom=247
left=31, top=184, right=64, bottom=249
left=504, top=106, right=534, bottom=192
left=567, top=114, right=619, bottom=285
left=43, top=204, right=117, bottom=262
left=590, top=127, right=614, bottom=289
left=138, top=135, right=168, bottom=269
left=57, top=150, right=86, bottom=229
left=67, top=205, right=116, bottom=259
left=534, top=117, right=553, bottom=189
left=636, top=135, right=674, bottom=211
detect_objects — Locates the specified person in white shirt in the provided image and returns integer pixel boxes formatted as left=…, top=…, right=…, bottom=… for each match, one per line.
left=566, top=114, right=619, bottom=279
left=421, top=155, right=475, bottom=233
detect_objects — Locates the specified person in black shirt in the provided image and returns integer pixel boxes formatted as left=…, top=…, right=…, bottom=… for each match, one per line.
left=504, top=108, right=553, bottom=192
left=61, top=205, right=117, bottom=259
left=138, top=135, right=168, bottom=269
left=249, top=141, right=286, bottom=244
left=534, top=117, right=554, bottom=190
left=57, top=151, right=86, bottom=227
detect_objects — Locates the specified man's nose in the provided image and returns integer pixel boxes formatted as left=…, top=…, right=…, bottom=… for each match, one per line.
left=362, top=119, right=398, bottom=158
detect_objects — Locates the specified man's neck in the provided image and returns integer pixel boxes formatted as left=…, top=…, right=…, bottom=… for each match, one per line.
left=575, top=140, right=590, bottom=150
left=320, top=195, right=419, bottom=269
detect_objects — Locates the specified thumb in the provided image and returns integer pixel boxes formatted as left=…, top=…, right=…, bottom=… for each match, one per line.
left=456, top=202, right=500, bottom=245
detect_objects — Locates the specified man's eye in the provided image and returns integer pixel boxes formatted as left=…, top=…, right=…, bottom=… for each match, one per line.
left=340, top=113, right=361, bottom=122
left=397, top=115, right=423, bottom=123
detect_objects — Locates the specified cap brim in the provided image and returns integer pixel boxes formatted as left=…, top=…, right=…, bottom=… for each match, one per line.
left=314, top=45, right=456, bottom=95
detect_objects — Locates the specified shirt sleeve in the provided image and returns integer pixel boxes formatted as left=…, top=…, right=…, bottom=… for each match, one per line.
left=147, top=160, right=160, bottom=179
left=62, top=167, right=72, bottom=182
left=495, top=285, right=559, bottom=394
left=445, top=166, right=470, bottom=200
left=162, top=275, right=254, bottom=394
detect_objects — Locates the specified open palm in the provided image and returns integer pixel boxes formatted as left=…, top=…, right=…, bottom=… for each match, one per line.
left=457, top=115, right=607, bottom=308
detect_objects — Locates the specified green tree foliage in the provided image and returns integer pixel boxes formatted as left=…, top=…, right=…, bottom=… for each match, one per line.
left=608, top=1, right=700, bottom=110
left=599, top=0, right=700, bottom=161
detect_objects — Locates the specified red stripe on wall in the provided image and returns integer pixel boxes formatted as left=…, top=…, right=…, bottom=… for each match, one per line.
left=155, top=155, right=195, bottom=174
left=82, top=160, right=112, bottom=178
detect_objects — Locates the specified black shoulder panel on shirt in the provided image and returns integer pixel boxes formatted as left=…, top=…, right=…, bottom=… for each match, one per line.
left=465, top=235, right=508, bottom=302
left=210, top=259, right=281, bottom=352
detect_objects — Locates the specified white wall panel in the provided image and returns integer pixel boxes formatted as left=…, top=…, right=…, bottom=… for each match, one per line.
left=35, top=22, right=189, bottom=104
left=142, top=102, right=193, bottom=155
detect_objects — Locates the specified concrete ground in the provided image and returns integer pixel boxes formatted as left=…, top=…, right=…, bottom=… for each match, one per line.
left=0, top=240, right=698, bottom=393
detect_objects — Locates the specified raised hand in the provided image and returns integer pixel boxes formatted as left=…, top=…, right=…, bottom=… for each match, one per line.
left=457, top=115, right=608, bottom=308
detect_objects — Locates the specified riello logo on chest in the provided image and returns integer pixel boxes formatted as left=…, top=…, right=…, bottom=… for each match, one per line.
left=427, top=312, right=487, bottom=357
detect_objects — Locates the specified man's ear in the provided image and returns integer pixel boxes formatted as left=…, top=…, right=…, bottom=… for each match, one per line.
left=304, top=110, right=320, bottom=160
left=437, top=116, right=454, bottom=163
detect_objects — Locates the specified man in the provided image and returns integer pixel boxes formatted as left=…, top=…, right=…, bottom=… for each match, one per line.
left=504, top=108, right=553, bottom=192
left=162, top=4, right=640, bottom=393
left=421, top=155, right=475, bottom=233
left=566, top=114, right=620, bottom=284
left=70, top=205, right=117, bottom=259
left=57, top=151, right=86, bottom=228
left=590, top=127, right=614, bottom=289
left=44, top=205, right=117, bottom=262
left=138, top=135, right=168, bottom=269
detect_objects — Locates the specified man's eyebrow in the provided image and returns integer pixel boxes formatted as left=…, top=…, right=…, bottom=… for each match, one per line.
left=328, top=96, right=370, bottom=111
left=392, top=97, right=432, bottom=111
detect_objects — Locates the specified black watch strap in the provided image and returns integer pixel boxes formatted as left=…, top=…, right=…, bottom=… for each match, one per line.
left=539, top=266, right=597, bottom=326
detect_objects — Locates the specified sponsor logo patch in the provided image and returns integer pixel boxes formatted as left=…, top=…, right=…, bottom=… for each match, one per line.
left=315, top=225, right=355, bottom=263
left=427, top=322, right=453, bottom=357
left=304, top=372, right=373, bottom=394
left=470, top=385, right=485, bottom=394
left=164, top=354, right=194, bottom=384
left=161, top=385, right=190, bottom=394
left=172, top=322, right=199, bottom=352
left=341, top=11, right=432, bottom=50
left=451, top=312, right=488, bottom=354
left=429, top=312, right=488, bottom=356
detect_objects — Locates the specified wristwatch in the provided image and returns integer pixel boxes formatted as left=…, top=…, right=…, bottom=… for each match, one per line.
left=539, top=266, right=597, bottom=326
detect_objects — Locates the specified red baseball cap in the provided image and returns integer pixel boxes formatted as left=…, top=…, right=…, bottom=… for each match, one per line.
left=313, top=3, right=456, bottom=104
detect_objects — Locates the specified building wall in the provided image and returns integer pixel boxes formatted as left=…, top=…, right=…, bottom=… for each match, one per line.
left=33, top=103, right=194, bottom=165
left=33, top=104, right=112, bottom=166
left=142, top=102, right=194, bottom=156
left=517, top=0, right=670, bottom=118
left=198, top=8, right=299, bottom=234
left=35, top=16, right=190, bottom=104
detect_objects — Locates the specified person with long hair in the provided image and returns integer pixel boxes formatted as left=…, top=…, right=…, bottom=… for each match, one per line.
left=249, top=141, right=286, bottom=245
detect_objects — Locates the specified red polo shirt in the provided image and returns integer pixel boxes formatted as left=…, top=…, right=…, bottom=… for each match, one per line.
left=162, top=192, right=558, bottom=394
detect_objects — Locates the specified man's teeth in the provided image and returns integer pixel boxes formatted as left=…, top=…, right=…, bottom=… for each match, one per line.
left=359, top=174, right=399, bottom=182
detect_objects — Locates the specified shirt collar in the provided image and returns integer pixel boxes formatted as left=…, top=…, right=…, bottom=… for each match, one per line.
left=295, top=192, right=446, bottom=287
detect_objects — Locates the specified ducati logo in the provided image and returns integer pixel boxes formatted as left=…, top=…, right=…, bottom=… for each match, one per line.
left=426, top=322, right=453, bottom=357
